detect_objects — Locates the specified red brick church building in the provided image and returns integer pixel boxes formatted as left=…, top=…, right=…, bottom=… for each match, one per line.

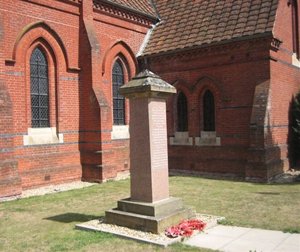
left=1, top=0, right=299, bottom=198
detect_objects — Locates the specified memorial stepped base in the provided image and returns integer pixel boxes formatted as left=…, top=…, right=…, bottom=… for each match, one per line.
left=105, top=197, right=195, bottom=234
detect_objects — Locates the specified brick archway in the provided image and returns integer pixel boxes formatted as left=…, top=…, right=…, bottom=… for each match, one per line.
left=11, top=22, right=68, bottom=72
left=102, top=41, right=137, bottom=78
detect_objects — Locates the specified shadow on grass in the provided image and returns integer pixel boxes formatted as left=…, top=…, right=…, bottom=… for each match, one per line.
left=44, top=213, right=100, bottom=223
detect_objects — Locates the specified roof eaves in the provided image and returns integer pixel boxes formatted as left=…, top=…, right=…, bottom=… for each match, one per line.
left=141, top=32, right=274, bottom=58
left=98, top=0, right=159, bottom=21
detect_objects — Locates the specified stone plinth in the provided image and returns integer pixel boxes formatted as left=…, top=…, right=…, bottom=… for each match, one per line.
left=105, top=197, right=194, bottom=233
left=105, top=70, right=193, bottom=233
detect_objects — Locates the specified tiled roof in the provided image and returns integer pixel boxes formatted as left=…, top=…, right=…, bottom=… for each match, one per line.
left=99, top=0, right=157, bottom=17
left=142, top=0, right=279, bottom=56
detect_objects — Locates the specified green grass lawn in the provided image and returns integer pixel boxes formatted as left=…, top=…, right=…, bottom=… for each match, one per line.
left=0, top=176, right=299, bottom=252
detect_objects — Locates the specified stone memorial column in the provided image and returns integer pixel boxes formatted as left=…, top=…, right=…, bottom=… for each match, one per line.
left=105, top=70, right=193, bottom=233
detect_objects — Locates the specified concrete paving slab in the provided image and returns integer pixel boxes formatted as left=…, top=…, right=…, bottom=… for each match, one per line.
left=185, top=233, right=234, bottom=250
left=283, top=234, right=300, bottom=246
left=221, top=237, right=282, bottom=252
left=273, top=243, right=300, bottom=252
left=273, top=234, right=300, bottom=252
left=205, top=225, right=249, bottom=238
left=220, top=228, right=291, bottom=252
left=184, top=225, right=300, bottom=252
left=240, top=228, right=290, bottom=243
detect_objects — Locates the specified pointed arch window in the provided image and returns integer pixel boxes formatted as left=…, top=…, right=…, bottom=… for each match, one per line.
left=112, top=60, right=125, bottom=125
left=177, top=92, right=188, bottom=131
left=203, top=90, right=215, bottom=131
left=30, top=47, right=49, bottom=128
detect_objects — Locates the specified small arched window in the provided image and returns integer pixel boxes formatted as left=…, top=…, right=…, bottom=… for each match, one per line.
left=112, top=60, right=125, bottom=125
left=177, top=92, right=188, bottom=131
left=30, top=47, right=49, bottom=128
left=203, top=90, right=215, bottom=131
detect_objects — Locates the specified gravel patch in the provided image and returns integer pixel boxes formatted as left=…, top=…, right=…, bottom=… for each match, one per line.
left=76, top=214, right=225, bottom=247
left=22, top=181, right=96, bottom=197
left=0, top=181, right=97, bottom=202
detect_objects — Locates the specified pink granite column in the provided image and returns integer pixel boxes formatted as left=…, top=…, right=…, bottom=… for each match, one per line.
left=120, top=70, right=176, bottom=203
left=130, top=98, right=169, bottom=202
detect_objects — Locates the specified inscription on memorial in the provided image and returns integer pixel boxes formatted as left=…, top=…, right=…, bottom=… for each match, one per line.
left=150, top=100, right=168, bottom=170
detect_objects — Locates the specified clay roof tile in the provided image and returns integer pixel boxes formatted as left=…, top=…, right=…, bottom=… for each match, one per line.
left=142, top=0, right=279, bottom=56
left=95, top=0, right=157, bottom=17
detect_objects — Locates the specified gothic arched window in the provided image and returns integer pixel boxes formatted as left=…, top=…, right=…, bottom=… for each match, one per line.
left=203, top=90, right=215, bottom=131
left=112, top=60, right=125, bottom=125
left=177, top=92, right=188, bottom=131
left=30, top=47, right=49, bottom=128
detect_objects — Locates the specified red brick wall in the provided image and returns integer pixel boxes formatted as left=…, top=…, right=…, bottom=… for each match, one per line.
left=0, top=0, right=152, bottom=197
left=78, top=0, right=151, bottom=182
left=2, top=0, right=298, bottom=198
left=268, top=0, right=300, bottom=174
left=0, top=4, right=22, bottom=197
left=146, top=38, right=272, bottom=180
left=0, top=79, right=22, bottom=196
left=144, top=2, right=300, bottom=181
left=0, top=0, right=83, bottom=195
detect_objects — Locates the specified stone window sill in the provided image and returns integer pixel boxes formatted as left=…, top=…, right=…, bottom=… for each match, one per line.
left=111, top=125, right=130, bottom=140
left=195, top=131, right=221, bottom=146
left=23, top=127, right=63, bottom=146
left=169, top=131, right=193, bottom=146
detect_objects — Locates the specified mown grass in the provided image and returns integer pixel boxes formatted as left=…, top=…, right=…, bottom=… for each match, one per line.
left=0, top=176, right=299, bottom=252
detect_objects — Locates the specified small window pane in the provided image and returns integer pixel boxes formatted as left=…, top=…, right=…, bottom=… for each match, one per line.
left=40, top=95, right=48, bottom=107
left=32, top=107, right=39, bottom=120
left=40, top=108, right=48, bottom=120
